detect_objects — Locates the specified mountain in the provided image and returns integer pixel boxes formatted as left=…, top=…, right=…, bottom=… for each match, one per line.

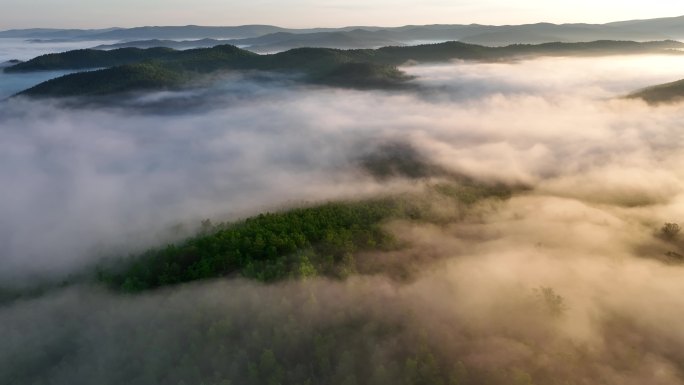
left=312, top=62, right=414, bottom=89
left=4, top=47, right=177, bottom=72
left=93, top=38, right=231, bottom=50
left=226, top=30, right=404, bottom=52
left=13, top=40, right=682, bottom=74
left=0, top=28, right=120, bottom=39
left=3, top=16, right=684, bottom=47
left=17, top=63, right=187, bottom=97
left=628, top=78, right=684, bottom=104
left=607, top=15, right=684, bottom=39
left=82, top=25, right=291, bottom=40
left=93, top=30, right=403, bottom=53
left=0, top=59, right=21, bottom=67
left=81, top=22, right=680, bottom=50
left=12, top=40, right=684, bottom=98
left=458, top=23, right=667, bottom=46
left=0, top=25, right=384, bottom=41
left=0, top=26, right=289, bottom=40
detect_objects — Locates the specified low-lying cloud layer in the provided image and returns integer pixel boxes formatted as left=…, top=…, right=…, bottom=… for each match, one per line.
left=2, top=54, right=684, bottom=384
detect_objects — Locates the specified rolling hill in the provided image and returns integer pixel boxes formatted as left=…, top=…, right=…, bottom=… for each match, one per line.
left=628, top=78, right=684, bottom=104
left=11, top=40, right=684, bottom=98
left=3, top=47, right=178, bottom=72
left=94, top=38, right=232, bottom=51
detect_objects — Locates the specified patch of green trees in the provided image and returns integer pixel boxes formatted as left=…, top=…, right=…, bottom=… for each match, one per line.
left=96, top=199, right=405, bottom=292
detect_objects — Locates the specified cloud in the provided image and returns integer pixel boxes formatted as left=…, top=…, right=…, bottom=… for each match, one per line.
left=2, top=54, right=684, bottom=383
left=2, top=55, right=684, bottom=277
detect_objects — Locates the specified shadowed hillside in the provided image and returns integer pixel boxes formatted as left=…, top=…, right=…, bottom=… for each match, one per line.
left=628, top=78, right=684, bottom=104
left=19, top=63, right=187, bottom=97
left=4, top=47, right=178, bottom=72
left=10, top=40, right=684, bottom=98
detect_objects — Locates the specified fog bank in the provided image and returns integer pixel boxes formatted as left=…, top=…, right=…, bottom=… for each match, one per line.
left=2, top=54, right=684, bottom=384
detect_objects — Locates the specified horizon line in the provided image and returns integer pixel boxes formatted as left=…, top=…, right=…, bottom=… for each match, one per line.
left=2, top=14, right=684, bottom=32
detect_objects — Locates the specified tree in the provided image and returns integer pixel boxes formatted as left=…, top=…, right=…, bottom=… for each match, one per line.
left=660, top=222, right=681, bottom=240
left=535, top=287, right=567, bottom=317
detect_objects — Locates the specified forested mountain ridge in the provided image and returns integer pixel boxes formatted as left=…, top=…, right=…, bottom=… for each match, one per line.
left=11, top=40, right=684, bottom=98
left=628, top=78, right=684, bottom=104
left=8, top=39, right=683, bottom=73
left=3, top=47, right=179, bottom=72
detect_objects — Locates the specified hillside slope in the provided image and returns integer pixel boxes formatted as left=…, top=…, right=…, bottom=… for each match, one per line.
left=11, top=40, right=684, bottom=98
left=628, top=78, right=684, bottom=104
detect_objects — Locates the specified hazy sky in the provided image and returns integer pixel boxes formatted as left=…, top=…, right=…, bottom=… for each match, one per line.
left=1, top=0, right=683, bottom=29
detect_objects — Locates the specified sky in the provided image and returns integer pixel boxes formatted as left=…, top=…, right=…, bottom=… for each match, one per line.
left=0, top=0, right=683, bottom=29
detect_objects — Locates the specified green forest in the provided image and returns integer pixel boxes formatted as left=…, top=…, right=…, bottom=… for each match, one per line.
left=95, top=180, right=512, bottom=293
left=97, top=199, right=403, bottom=292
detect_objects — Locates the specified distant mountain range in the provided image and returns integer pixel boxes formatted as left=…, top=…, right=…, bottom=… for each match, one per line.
left=91, top=30, right=404, bottom=53
left=0, top=25, right=381, bottom=41
left=3, top=15, right=684, bottom=51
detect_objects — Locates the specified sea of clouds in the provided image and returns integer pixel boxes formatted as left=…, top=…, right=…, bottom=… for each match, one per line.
left=2, top=49, right=684, bottom=383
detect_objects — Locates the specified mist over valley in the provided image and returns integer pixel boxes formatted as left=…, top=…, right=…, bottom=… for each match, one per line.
left=3, top=12, right=684, bottom=385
